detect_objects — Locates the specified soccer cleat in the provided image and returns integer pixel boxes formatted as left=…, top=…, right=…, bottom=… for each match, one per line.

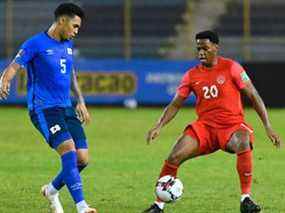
left=79, top=207, right=98, bottom=213
left=41, top=185, right=64, bottom=213
left=240, top=197, right=261, bottom=213
left=143, top=204, right=164, bottom=213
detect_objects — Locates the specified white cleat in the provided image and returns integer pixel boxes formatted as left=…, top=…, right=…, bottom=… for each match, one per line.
left=80, top=207, right=98, bottom=213
left=41, top=185, right=64, bottom=213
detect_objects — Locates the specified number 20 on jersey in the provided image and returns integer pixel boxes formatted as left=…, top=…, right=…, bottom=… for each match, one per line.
left=202, top=85, right=219, bottom=99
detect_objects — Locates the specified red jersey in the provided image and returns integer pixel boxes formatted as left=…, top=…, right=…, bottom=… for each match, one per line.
left=177, top=57, right=250, bottom=128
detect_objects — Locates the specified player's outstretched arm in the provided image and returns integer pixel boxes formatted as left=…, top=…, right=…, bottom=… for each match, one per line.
left=146, top=94, right=186, bottom=144
left=0, top=62, right=21, bottom=100
left=242, top=81, right=282, bottom=148
left=71, top=69, right=91, bottom=124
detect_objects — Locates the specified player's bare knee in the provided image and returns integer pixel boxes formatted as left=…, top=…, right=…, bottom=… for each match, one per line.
left=76, top=149, right=89, bottom=165
left=227, top=130, right=251, bottom=154
left=236, top=140, right=251, bottom=153
left=77, top=155, right=89, bottom=166
left=56, top=139, right=76, bottom=155
left=236, top=131, right=250, bottom=153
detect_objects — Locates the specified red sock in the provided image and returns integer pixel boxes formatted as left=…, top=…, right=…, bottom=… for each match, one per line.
left=237, top=150, right=252, bottom=194
left=159, top=160, right=179, bottom=178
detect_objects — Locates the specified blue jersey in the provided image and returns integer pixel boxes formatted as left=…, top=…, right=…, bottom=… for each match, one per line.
left=14, top=32, right=73, bottom=111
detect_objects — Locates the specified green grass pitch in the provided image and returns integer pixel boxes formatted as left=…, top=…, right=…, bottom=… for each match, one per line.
left=0, top=107, right=284, bottom=212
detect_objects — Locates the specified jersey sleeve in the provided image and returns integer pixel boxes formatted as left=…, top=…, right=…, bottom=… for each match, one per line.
left=176, top=71, right=192, bottom=98
left=230, top=61, right=251, bottom=90
left=13, top=39, right=37, bottom=68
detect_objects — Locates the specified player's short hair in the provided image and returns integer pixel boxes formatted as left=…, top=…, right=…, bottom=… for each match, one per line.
left=195, top=30, right=219, bottom=44
left=54, top=3, right=85, bottom=20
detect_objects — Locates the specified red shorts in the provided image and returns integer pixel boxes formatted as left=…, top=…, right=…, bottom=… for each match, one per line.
left=183, top=120, right=254, bottom=155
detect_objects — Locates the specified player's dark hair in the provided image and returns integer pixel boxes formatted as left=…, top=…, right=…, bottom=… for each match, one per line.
left=195, top=30, right=219, bottom=44
left=54, top=3, right=85, bottom=20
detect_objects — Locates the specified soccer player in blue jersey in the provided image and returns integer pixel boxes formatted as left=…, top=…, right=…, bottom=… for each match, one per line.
left=0, top=3, right=97, bottom=213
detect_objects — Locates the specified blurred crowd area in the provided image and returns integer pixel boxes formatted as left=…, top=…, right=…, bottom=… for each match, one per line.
left=0, top=0, right=284, bottom=61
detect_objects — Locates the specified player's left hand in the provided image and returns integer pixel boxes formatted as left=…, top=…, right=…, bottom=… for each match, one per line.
left=0, top=78, right=10, bottom=100
left=265, top=126, right=282, bottom=148
left=76, top=102, right=91, bottom=124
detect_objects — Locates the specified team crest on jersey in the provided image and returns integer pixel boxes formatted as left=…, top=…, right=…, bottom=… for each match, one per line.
left=216, top=75, right=226, bottom=84
left=67, top=48, right=73, bottom=55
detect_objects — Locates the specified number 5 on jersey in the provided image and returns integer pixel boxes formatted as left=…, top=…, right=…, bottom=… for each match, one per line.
left=203, top=85, right=219, bottom=99
left=60, top=59, right=66, bottom=74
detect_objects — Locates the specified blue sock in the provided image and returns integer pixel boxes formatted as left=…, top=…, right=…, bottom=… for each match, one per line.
left=60, top=151, right=84, bottom=203
left=52, top=164, right=88, bottom=191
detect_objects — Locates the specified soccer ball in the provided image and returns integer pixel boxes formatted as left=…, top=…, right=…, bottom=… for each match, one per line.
left=155, top=175, right=184, bottom=203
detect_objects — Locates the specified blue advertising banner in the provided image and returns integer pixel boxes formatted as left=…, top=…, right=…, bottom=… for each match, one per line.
left=0, top=59, right=199, bottom=106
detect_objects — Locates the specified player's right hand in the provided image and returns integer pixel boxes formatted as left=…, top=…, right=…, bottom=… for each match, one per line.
left=0, top=78, right=10, bottom=100
left=146, top=126, right=161, bottom=144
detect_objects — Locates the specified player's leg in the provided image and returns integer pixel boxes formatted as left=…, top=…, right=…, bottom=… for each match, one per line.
left=67, top=106, right=90, bottom=173
left=50, top=107, right=95, bottom=213
left=144, top=122, right=214, bottom=213
left=51, top=107, right=89, bottom=191
left=159, top=133, right=200, bottom=177
left=225, top=127, right=261, bottom=213
left=77, top=149, right=89, bottom=171
left=66, top=107, right=96, bottom=213
left=159, top=122, right=213, bottom=180
left=144, top=134, right=199, bottom=213
left=50, top=149, right=89, bottom=195
left=30, top=108, right=96, bottom=213
left=43, top=148, right=89, bottom=213
left=56, top=140, right=96, bottom=213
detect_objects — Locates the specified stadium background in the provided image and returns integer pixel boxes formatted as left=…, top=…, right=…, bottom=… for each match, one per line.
left=0, top=0, right=284, bottom=107
left=0, top=1, right=284, bottom=212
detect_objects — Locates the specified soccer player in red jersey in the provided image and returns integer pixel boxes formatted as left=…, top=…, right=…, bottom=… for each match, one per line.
left=143, top=31, right=282, bottom=213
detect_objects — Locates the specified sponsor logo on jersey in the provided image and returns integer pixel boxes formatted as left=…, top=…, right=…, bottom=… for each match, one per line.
left=67, top=48, right=73, bottom=55
left=45, top=49, right=54, bottom=55
left=216, top=75, right=225, bottom=84
left=195, top=81, right=201, bottom=85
